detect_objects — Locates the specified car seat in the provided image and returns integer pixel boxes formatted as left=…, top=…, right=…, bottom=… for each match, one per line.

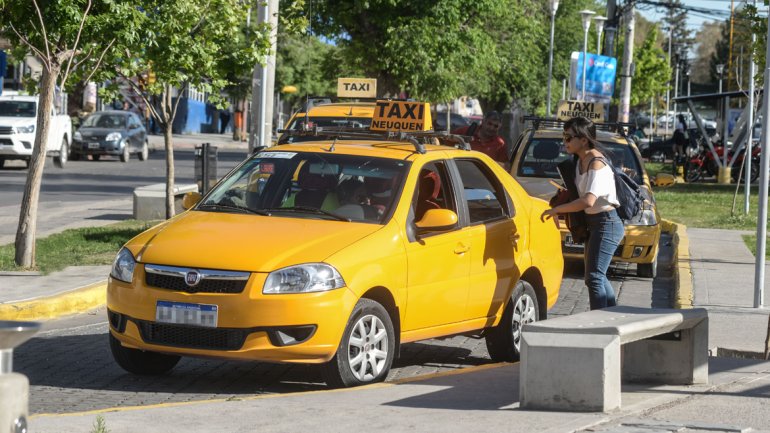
left=363, top=176, right=396, bottom=220
left=284, top=163, right=339, bottom=210
left=532, top=140, right=561, bottom=175
left=415, top=169, right=441, bottom=220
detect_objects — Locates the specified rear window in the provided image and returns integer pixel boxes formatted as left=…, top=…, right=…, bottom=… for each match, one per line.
left=279, top=116, right=372, bottom=144
left=517, top=136, right=643, bottom=184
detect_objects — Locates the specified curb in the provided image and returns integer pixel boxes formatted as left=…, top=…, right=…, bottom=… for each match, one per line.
left=661, top=219, right=693, bottom=309
left=0, top=280, right=106, bottom=321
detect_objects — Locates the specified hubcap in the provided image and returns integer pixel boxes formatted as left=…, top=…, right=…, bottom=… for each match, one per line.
left=347, top=314, right=388, bottom=382
left=511, top=294, right=537, bottom=350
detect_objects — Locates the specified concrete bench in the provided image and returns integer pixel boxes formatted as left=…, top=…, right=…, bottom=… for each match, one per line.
left=519, top=306, right=708, bottom=412
left=133, top=183, right=199, bottom=220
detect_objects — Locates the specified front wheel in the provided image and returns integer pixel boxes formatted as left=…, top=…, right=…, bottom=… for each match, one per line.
left=684, top=161, right=702, bottom=183
left=120, top=142, right=130, bottom=163
left=321, top=298, right=395, bottom=388
left=637, top=253, right=658, bottom=278
left=109, top=333, right=180, bottom=375
left=138, top=140, right=149, bottom=161
left=53, top=140, right=68, bottom=168
left=485, top=280, right=539, bottom=362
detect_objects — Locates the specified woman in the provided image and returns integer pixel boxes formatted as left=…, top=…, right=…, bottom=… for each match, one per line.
left=540, top=117, right=624, bottom=310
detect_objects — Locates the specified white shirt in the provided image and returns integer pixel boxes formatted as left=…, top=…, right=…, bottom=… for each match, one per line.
left=575, top=162, right=619, bottom=215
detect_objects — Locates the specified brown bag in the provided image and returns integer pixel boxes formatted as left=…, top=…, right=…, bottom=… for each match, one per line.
left=549, top=187, right=588, bottom=244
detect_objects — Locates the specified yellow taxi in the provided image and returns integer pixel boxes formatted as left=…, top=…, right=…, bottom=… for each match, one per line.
left=510, top=122, right=661, bottom=278
left=107, top=103, right=563, bottom=388
left=278, top=101, right=375, bottom=144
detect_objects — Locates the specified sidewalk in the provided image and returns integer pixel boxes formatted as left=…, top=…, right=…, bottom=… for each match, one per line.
left=4, top=224, right=770, bottom=431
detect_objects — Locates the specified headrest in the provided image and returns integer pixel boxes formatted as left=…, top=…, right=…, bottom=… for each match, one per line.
left=364, top=176, right=395, bottom=194
left=533, top=141, right=560, bottom=160
left=418, top=170, right=440, bottom=200
left=298, top=164, right=336, bottom=190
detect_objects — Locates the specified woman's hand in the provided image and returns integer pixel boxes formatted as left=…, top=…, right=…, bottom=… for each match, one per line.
left=540, top=208, right=561, bottom=228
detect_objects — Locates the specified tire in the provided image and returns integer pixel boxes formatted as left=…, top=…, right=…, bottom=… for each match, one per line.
left=0, top=158, right=4, bottom=169
left=109, top=333, right=180, bottom=375
left=138, top=141, right=149, bottom=161
left=92, top=154, right=101, bottom=161
left=70, top=151, right=80, bottom=161
left=120, top=142, right=130, bottom=163
left=684, top=161, right=702, bottom=183
left=53, top=140, right=67, bottom=168
left=637, top=254, right=658, bottom=278
left=650, top=150, right=665, bottom=163
left=485, top=280, right=539, bottom=362
left=321, top=298, right=395, bottom=388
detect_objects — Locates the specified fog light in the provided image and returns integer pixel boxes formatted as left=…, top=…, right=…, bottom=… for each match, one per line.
left=267, top=326, right=317, bottom=346
left=21, top=141, right=31, bottom=149
left=632, top=246, right=644, bottom=258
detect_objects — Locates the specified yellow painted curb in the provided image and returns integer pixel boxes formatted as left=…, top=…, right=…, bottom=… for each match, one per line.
left=0, top=280, right=106, bottom=321
left=661, top=219, right=693, bottom=309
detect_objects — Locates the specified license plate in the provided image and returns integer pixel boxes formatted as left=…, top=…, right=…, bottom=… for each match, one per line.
left=156, top=301, right=218, bottom=328
left=564, top=234, right=584, bottom=249
left=88, top=142, right=100, bottom=149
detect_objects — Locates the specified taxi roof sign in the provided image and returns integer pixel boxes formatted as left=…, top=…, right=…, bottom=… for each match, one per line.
left=370, top=100, right=432, bottom=132
left=556, top=100, right=605, bottom=123
left=337, top=78, right=377, bottom=98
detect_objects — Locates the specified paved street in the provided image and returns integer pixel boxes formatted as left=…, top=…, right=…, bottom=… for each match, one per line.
left=16, top=243, right=673, bottom=415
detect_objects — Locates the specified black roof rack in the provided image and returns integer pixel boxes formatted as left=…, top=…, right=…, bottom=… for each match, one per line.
left=521, top=116, right=635, bottom=137
left=274, top=126, right=471, bottom=154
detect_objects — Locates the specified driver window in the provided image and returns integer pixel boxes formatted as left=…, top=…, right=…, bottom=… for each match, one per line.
left=455, top=159, right=508, bottom=224
left=412, top=161, right=455, bottom=222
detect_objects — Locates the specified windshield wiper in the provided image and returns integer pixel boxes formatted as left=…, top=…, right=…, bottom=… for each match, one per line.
left=264, top=206, right=351, bottom=222
left=198, top=203, right=271, bottom=216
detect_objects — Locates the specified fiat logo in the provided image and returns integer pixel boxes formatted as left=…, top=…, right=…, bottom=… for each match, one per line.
left=185, top=270, right=202, bottom=287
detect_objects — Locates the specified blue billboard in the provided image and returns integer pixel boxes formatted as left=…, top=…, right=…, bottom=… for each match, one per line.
left=571, top=52, right=617, bottom=103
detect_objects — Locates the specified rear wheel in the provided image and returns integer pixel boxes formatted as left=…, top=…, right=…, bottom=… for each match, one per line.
left=109, top=333, right=180, bottom=375
left=0, top=158, right=4, bottom=169
left=92, top=154, right=101, bottom=161
left=684, top=161, right=702, bottom=183
left=637, top=253, right=658, bottom=278
left=322, top=298, right=395, bottom=388
left=70, top=151, right=80, bottom=161
left=485, top=280, right=539, bottom=362
left=53, top=140, right=68, bottom=168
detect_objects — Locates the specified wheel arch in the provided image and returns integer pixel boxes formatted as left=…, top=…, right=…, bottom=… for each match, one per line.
left=360, top=286, right=401, bottom=355
left=520, top=267, right=547, bottom=320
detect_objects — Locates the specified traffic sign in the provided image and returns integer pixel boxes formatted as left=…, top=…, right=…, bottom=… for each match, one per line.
left=371, top=100, right=432, bottom=132
left=337, top=78, right=377, bottom=98
left=556, top=100, right=605, bottom=122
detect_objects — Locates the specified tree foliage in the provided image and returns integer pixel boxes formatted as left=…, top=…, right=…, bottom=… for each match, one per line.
left=275, top=31, right=339, bottom=110
left=631, top=27, right=671, bottom=108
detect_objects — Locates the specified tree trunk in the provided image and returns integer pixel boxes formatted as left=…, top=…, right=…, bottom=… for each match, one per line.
left=15, top=65, right=60, bottom=267
left=162, top=86, right=176, bottom=219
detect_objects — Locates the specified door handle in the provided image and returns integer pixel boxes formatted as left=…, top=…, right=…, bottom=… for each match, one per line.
left=510, top=233, right=520, bottom=246
left=454, top=243, right=470, bottom=254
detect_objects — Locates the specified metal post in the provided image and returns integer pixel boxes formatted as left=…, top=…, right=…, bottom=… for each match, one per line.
left=665, top=25, right=672, bottom=139
left=249, top=0, right=279, bottom=152
left=674, top=59, right=680, bottom=117
left=745, top=17, right=756, bottom=215
left=579, top=10, right=595, bottom=100
left=201, top=143, right=209, bottom=194
left=650, top=97, right=654, bottom=140
left=619, top=6, right=634, bottom=123
left=562, top=79, right=566, bottom=100
left=546, top=1, right=558, bottom=116
left=754, top=0, right=769, bottom=308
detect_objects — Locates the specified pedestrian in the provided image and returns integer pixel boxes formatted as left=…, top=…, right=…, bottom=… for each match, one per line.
left=452, top=111, right=508, bottom=167
left=540, top=116, right=624, bottom=310
left=220, top=108, right=231, bottom=134
left=673, top=114, right=687, bottom=159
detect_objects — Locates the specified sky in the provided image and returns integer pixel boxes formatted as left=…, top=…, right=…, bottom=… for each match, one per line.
left=636, top=0, right=765, bottom=31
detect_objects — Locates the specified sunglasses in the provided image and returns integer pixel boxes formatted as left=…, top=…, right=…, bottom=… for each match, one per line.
left=563, top=133, right=579, bottom=142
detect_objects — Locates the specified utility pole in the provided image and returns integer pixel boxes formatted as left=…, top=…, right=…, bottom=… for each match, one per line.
left=249, top=0, right=279, bottom=153
left=604, top=0, right=618, bottom=57
left=619, top=4, right=634, bottom=123
left=665, top=23, right=673, bottom=138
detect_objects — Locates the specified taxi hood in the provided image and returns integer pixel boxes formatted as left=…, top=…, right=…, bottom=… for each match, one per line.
left=137, top=211, right=382, bottom=272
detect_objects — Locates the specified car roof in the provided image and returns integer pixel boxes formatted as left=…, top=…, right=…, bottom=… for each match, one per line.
left=294, top=102, right=375, bottom=118
left=0, top=95, right=37, bottom=102
left=527, top=127, right=629, bottom=144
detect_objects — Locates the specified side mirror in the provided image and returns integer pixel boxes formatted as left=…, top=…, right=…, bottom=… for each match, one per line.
left=182, top=191, right=202, bottom=210
left=653, top=173, right=676, bottom=187
left=415, top=209, right=458, bottom=234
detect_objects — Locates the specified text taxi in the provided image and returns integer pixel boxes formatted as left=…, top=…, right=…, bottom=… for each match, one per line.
left=107, top=101, right=563, bottom=387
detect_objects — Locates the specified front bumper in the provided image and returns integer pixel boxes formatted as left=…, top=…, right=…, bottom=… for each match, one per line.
left=72, top=139, right=124, bottom=155
left=560, top=223, right=661, bottom=265
left=107, top=264, right=357, bottom=364
left=0, top=134, right=34, bottom=158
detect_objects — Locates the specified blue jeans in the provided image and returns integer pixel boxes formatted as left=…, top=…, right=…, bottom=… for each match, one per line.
left=584, top=209, right=625, bottom=310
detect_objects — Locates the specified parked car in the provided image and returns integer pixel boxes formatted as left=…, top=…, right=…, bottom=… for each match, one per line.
left=510, top=123, right=661, bottom=278
left=0, top=94, right=72, bottom=168
left=107, top=119, right=564, bottom=387
left=278, top=102, right=375, bottom=144
left=71, top=111, right=148, bottom=162
left=433, top=112, right=470, bottom=131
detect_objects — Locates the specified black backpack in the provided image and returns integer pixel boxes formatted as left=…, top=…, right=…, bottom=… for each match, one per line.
left=591, top=157, right=644, bottom=221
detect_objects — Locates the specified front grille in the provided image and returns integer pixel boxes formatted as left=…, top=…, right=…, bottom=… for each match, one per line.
left=0, top=138, right=12, bottom=146
left=143, top=264, right=250, bottom=294
left=0, top=126, right=13, bottom=135
left=145, top=272, right=246, bottom=294
left=563, top=244, right=624, bottom=256
left=136, top=320, right=248, bottom=350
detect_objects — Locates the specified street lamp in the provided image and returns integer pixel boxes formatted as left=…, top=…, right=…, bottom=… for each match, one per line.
left=546, top=0, right=560, bottom=116
left=593, top=15, right=607, bottom=55
left=716, top=63, right=725, bottom=93
left=579, top=9, right=596, bottom=100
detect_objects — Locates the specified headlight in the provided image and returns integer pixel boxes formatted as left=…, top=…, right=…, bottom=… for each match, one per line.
left=631, top=208, right=657, bottom=226
left=15, top=124, right=34, bottom=134
left=110, top=248, right=136, bottom=283
left=74, top=131, right=82, bottom=141
left=263, top=263, right=345, bottom=294
left=105, top=132, right=122, bottom=141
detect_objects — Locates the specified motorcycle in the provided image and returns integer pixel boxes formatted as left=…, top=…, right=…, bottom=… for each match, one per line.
left=684, top=140, right=760, bottom=183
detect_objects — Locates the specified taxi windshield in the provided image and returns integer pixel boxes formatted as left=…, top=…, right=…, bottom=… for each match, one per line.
left=517, top=136, right=643, bottom=184
left=200, top=151, right=409, bottom=224
left=279, top=116, right=373, bottom=144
